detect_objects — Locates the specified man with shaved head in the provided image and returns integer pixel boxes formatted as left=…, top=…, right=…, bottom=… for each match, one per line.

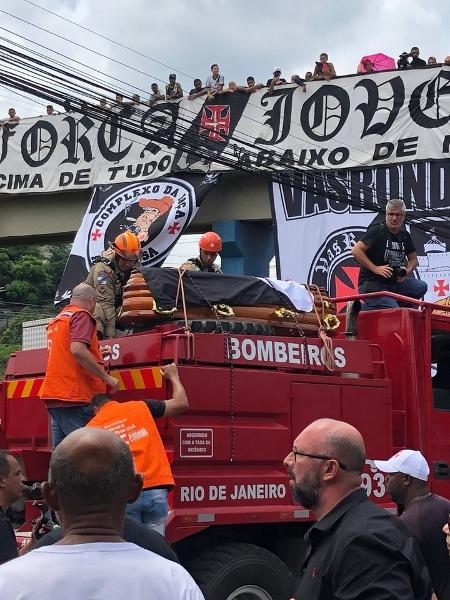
left=40, top=283, right=118, bottom=447
left=284, top=419, right=432, bottom=600
left=0, top=428, right=204, bottom=599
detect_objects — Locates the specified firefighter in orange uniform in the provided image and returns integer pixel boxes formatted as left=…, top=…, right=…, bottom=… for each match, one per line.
left=85, top=231, right=143, bottom=339
left=40, top=283, right=118, bottom=448
left=87, top=363, right=188, bottom=535
left=181, top=231, right=223, bottom=273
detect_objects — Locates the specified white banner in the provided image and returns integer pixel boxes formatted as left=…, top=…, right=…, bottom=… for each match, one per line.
left=271, top=160, right=450, bottom=306
left=1, top=67, right=450, bottom=193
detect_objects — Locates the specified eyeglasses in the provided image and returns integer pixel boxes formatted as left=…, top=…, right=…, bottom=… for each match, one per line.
left=386, top=212, right=404, bottom=218
left=292, top=449, right=347, bottom=471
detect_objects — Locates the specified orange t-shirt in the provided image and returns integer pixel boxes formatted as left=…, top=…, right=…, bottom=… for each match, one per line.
left=87, top=400, right=174, bottom=489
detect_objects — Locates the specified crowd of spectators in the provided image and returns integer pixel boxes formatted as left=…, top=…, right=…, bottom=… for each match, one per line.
left=3, top=46, right=450, bottom=121
left=98, top=47, right=450, bottom=111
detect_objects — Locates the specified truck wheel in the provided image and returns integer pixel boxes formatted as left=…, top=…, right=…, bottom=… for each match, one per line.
left=185, top=542, right=294, bottom=600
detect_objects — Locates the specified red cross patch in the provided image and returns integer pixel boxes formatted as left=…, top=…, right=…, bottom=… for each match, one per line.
left=434, top=279, right=449, bottom=297
left=199, top=105, right=231, bottom=142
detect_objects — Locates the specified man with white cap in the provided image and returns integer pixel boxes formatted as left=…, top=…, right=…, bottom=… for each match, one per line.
left=266, top=67, right=287, bottom=93
left=374, top=449, right=450, bottom=600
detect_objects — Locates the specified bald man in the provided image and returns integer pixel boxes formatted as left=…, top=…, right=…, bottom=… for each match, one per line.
left=0, top=428, right=204, bottom=600
left=40, top=283, right=118, bottom=447
left=284, top=419, right=432, bottom=600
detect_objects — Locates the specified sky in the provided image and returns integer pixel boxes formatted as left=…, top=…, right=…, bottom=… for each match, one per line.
left=1, top=0, right=448, bottom=119
left=0, top=0, right=448, bottom=269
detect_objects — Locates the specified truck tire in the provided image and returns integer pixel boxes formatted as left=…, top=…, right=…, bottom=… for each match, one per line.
left=185, top=542, right=294, bottom=600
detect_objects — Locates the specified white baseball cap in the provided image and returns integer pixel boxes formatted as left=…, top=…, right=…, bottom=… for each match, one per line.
left=273, top=66, right=281, bottom=74
left=374, top=449, right=429, bottom=481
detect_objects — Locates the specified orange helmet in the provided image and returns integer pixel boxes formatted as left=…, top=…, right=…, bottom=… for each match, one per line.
left=112, top=231, right=142, bottom=260
left=199, top=231, right=222, bottom=253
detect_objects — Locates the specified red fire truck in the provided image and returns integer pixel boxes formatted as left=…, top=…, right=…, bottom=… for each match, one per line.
left=1, top=293, right=449, bottom=600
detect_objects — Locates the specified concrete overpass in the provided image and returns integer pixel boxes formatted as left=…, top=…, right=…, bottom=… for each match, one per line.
left=0, top=172, right=272, bottom=244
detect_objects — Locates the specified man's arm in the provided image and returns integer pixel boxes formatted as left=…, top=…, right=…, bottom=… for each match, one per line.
left=160, top=363, right=188, bottom=416
left=405, top=252, right=418, bottom=276
left=188, top=89, right=207, bottom=99
left=352, top=240, right=393, bottom=279
left=180, top=260, right=198, bottom=272
left=70, top=342, right=118, bottom=391
left=269, top=77, right=278, bottom=94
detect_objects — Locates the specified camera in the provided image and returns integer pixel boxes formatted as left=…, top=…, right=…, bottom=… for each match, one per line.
left=391, top=266, right=407, bottom=279
left=22, top=482, right=43, bottom=500
left=398, top=52, right=410, bottom=68
left=32, top=499, right=55, bottom=540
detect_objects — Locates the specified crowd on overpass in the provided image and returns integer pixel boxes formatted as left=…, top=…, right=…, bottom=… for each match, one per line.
left=2, top=46, right=450, bottom=122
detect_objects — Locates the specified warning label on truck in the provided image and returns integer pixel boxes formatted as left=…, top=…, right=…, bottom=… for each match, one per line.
left=180, top=428, right=213, bottom=458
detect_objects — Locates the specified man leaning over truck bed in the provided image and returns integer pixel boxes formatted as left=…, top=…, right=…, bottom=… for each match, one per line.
left=40, top=283, right=118, bottom=447
left=86, top=363, right=188, bottom=535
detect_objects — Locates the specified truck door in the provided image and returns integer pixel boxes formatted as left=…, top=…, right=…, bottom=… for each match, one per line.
left=428, top=332, right=450, bottom=496
left=291, top=379, right=392, bottom=504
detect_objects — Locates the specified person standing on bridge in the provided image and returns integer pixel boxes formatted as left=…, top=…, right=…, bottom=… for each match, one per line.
left=40, top=283, right=118, bottom=447
left=181, top=232, right=223, bottom=273
left=85, top=231, right=142, bottom=339
left=284, top=418, right=432, bottom=600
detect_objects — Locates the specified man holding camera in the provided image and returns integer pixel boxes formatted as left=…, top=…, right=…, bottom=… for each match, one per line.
left=352, top=199, right=427, bottom=309
left=398, top=47, right=427, bottom=69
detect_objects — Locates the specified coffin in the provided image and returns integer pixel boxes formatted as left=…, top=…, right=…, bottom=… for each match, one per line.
left=118, top=269, right=339, bottom=335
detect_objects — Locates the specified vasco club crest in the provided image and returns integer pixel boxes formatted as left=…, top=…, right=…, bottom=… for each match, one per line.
left=86, top=178, right=196, bottom=268
left=308, top=227, right=367, bottom=309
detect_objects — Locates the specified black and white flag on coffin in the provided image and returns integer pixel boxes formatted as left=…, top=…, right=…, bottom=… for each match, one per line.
left=140, top=268, right=314, bottom=312
left=55, top=173, right=220, bottom=305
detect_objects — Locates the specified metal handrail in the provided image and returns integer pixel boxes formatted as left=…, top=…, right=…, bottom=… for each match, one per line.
left=330, top=291, right=450, bottom=315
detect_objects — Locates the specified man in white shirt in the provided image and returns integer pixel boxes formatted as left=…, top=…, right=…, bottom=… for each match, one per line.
left=0, top=428, right=204, bottom=600
left=205, top=63, right=224, bottom=100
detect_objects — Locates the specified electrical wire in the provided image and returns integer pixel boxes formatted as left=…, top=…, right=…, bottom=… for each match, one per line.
left=0, top=21, right=441, bottom=186
left=0, top=38, right=449, bottom=240
left=19, top=0, right=197, bottom=83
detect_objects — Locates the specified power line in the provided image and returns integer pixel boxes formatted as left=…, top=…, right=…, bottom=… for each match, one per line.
left=0, top=17, right=427, bottom=179
left=19, top=0, right=197, bottom=83
left=0, top=39, right=449, bottom=240
left=0, top=10, right=177, bottom=89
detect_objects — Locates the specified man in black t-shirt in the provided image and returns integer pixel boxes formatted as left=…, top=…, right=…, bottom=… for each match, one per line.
left=375, top=449, right=450, bottom=600
left=352, top=198, right=427, bottom=309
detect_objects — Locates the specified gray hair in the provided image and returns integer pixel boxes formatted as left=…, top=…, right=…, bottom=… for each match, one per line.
left=386, top=199, right=406, bottom=214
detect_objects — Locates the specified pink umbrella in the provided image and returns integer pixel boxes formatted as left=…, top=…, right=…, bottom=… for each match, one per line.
left=358, top=53, right=396, bottom=73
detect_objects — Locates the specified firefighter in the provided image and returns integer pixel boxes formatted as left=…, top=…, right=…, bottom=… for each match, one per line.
left=181, top=231, right=223, bottom=273
left=85, top=231, right=142, bottom=339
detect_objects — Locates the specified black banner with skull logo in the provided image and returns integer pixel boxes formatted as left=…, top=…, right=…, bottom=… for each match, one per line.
left=55, top=173, right=220, bottom=304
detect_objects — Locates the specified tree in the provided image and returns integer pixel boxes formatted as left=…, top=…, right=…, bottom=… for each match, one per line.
left=0, top=243, right=70, bottom=376
left=0, top=243, right=71, bottom=306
